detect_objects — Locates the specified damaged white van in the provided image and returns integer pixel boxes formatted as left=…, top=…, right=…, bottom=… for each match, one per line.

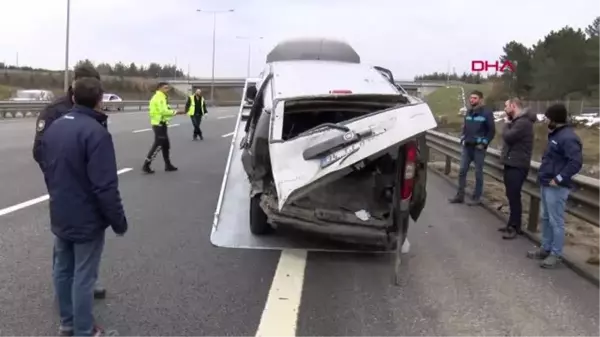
left=238, top=38, right=437, bottom=262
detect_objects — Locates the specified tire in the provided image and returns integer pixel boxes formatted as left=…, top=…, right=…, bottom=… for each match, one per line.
left=249, top=194, right=271, bottom=235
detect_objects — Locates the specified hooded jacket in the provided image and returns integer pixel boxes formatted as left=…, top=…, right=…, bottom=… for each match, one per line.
left=500, top=108, right=536, bottom=169
left=538, top=124, right=583, bottom=188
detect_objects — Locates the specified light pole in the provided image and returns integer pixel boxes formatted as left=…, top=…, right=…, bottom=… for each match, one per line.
left=236, top=36, right=263, bottom=78
left=63, top=0, right=71, bottom=92
left=196, top=9, right=234, bottom=103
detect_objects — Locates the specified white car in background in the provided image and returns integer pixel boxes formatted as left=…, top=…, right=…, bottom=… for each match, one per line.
left=9, top=89, right=55, bottom=102
left=102, top=93, right=123, bottom=111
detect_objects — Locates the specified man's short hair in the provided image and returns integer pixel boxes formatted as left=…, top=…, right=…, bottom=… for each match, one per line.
left=156, top=82, right=169, bottom=90
left=73, top=77, right=104, bottom=108
left=470, top=90, right=484, bottom=98
left=508, top=97, right=523, bottom=108
left=73, top=64, right=101, bottom=81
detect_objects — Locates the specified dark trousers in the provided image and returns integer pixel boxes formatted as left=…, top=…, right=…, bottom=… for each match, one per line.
left=503, top=165, right=528, bottom=229
left=144, top=124, right=171, bottom=166
left=457, top=145, right=486, bottom=200
left=190, top=115, right=203, bottom=139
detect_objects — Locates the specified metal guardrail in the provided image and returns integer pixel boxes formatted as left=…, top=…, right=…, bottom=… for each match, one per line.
left=425, top=130, right=599, bottom=229
left=0, top=100, right=239, bottom=118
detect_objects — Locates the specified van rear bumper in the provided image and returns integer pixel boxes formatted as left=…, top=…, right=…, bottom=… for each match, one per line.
left=261, top=194, right=396, bottom=248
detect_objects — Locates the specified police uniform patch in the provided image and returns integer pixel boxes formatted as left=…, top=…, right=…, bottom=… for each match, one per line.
left=36, top=119, right=45, bottom=132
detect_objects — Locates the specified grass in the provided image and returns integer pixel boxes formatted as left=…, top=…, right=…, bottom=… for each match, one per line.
left=425, top=83, right=493, bottom=127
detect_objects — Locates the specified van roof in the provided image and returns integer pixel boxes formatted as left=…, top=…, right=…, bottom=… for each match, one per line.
left=266, top=37, right=360, bottom=64
left=270, top=61, right=398, bottom=100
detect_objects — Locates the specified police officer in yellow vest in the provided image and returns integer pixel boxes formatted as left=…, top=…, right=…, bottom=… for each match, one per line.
left=185, top=89, right=208, bottom=140
left=142, top=82, right=182, bottom=174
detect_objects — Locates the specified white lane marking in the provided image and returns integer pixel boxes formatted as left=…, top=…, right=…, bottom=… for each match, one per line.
left=132, top=124, right=179, bottom=134
left=0, top=168, right=133, bottom=217
left=256, top=249, right=307, bottom=337
left=217, top=115, right=235, bottom=120
left=221, top=131, right=235, bottom=138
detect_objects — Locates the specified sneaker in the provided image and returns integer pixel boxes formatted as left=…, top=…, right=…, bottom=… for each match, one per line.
left=540, top=254, right=562, bottom=269
left=466, top=198, right=482, bottom=206
left=92, top=325, right=105, bottom=337
left=165, top=165, right=178, bottom=172
left=526, top=248, right=550, bottom=260
left=448, top=195, right=464, bottom=204
left=58, top=325, right=73, bottom=336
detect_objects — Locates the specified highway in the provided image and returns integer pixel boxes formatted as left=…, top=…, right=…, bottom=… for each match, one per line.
left=0, top=107, right=598, bottom=336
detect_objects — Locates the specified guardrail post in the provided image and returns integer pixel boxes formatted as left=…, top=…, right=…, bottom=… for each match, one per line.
left=444, top=155, right=451, bottom=175
left=527, top=195, right=541, bottom=232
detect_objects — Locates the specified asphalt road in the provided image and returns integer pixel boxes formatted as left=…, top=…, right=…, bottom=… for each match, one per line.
left=0, top=107, right=598, bottom=336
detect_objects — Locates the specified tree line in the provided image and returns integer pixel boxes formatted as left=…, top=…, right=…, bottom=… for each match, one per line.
left=1, top=59, right=187, bottom=79
left=416, top=16, right=599, bottom=102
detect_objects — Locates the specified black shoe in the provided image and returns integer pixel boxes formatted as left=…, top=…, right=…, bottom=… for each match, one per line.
left=199, top=134, right=204, bottom=140
left=502, top=227, right=518, bottom=240
left=448, top=195, right=464, bottom=204
left=94, top=287, right=106, bottom=299
left=165, top=165, right=178, bottom=172
left=142, top=164, right=155, bottom=174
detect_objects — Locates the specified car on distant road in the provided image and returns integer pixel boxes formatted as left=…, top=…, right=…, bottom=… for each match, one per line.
left=102, top=93, right=123, bottom=111
left=9, top=89, right=54, bottom=102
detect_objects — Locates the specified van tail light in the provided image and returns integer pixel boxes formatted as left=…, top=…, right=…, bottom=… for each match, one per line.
left=400, top=141, right=418, bottom=201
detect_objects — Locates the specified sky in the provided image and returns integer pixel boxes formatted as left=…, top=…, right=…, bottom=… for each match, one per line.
left=0, top=0, right=598, bottom=80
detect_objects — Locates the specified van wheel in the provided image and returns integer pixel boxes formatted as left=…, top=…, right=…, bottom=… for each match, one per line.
left=250, top=194, right=272, bottom=235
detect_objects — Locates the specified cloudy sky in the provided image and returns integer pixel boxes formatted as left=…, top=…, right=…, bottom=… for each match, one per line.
left=0, top=0, right=597, bottom=80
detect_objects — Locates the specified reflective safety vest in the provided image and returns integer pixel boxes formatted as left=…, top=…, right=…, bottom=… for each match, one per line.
left=187, top=95, right=205, bottom=116
left=149, top=91, right=176, bottom=126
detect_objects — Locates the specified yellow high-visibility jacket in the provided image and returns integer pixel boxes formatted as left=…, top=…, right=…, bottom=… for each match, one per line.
left=149, top=91, right=176, bottom=125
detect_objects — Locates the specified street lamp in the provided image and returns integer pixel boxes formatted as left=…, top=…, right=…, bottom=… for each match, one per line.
left=63, top=0, right=71, bottom=92
left=236, top=36, right=263, bottom=78
left=196, top=8, right=234, bottom=103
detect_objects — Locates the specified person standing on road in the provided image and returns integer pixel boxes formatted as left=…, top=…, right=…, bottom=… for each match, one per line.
left=527, top=104, right=582, bottom=268
left=498, top=98, right=536, bottom=239
left=142, top=82, right=182, bottom=174
left=448, top=90, right=496, bottom=206
left=185, top=89, right=208, bottom=141
left=32, top=64, right=109, bottom=300
left=41, top=77, right=128, bottom=336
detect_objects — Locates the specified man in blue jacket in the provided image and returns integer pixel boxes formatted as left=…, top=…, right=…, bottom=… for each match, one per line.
left=527, top=104, right=582, bottom=268
left=41, top=77, right=128, bottom=336
left=33, top=64, right=108, bottom=300
left=449, top=90, right=496, bottom=205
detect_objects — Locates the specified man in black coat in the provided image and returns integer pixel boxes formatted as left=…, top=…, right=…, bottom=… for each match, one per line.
left=32, top=64, right=109, bottom=299
left=499, top=98, right=536, bottom=239
left=41, top=77, right=128, bottom=336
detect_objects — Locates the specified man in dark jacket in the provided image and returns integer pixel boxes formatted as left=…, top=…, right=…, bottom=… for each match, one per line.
left=449, top=90, right=496, bottom=205
left=498, top=98, right=536, bottom=239
left=32, top=65, right=109, bottom=300
left=184, top=89, right=208, bottom=140
left=41, top=77, right=128, bottom=336
left=527, top=104, right=582, bottom=268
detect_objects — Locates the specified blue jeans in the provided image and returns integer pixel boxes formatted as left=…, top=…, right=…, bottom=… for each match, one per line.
left=457, top=145, right=486, bottom=200
left=53, top=234, right=105, bottom=336
left=540, top=186, right=570, bottom=256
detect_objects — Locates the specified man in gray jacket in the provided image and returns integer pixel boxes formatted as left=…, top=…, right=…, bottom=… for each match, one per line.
left=499, top=98, right=536, bottom=239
